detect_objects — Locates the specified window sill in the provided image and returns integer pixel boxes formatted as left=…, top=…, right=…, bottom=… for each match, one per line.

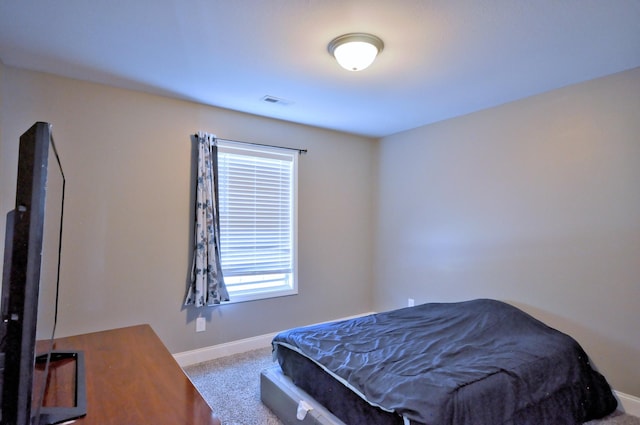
left=224, top=287, right=298, bottom=304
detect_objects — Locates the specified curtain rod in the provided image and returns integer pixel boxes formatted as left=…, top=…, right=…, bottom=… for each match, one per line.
left=193, top=134, right=307, bottom=155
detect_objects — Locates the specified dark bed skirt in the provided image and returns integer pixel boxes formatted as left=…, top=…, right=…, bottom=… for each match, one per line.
left=271, top=300, right=618, bottom=425
left=273, top=343, right=618, bottom=425
left=260, top=366, right=347, bottom=425
left=276, top=344, right=407, bottom=424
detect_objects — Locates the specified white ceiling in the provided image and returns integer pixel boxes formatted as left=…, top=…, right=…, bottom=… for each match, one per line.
left=1, top=1, right=639, bottom=138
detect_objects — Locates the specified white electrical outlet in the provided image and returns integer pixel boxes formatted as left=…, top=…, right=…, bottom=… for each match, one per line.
left=196, top=317, right=206, bottom=332
left=408, top=298, right=415, bottom=307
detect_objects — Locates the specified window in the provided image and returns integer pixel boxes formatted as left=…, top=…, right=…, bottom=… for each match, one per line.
left=217, top=140, right=298, bottom=303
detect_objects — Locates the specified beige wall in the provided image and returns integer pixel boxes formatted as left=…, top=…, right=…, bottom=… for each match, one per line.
left=0, top=63, right=376, bottom=353
left=375, top=67, right=640, bottom=396
left=3, top=60, right=639, bottom=397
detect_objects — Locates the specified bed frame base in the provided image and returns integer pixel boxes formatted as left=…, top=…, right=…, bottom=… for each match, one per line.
left=260, top=366, right=346, bottom=425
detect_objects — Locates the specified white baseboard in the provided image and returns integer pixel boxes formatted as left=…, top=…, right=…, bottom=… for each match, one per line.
left=174, top=332, right=276, bottom=367
left=174, top=312, right=375, bottom=367
left=615, top=391, right=640, bottom=417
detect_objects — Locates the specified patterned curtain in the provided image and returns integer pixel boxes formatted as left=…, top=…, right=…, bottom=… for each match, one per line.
left=184, top=133, right=229, bottom=307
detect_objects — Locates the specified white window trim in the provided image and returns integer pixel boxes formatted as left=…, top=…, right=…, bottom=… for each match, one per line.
left=217, top=140, right=298, bottom=304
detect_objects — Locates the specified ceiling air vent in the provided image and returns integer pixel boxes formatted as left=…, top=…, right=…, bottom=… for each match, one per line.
left=261, top=95, right=293, bottom=106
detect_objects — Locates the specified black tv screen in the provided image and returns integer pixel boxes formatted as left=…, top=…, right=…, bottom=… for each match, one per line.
left=0, top=122, right=85, bottom=425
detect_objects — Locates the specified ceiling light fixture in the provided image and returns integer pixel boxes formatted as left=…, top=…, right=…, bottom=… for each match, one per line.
left=328, top=33, right=384, bottom=72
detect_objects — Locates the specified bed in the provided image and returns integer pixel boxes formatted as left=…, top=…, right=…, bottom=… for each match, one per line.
left=264, top=299, right=617, bottom=425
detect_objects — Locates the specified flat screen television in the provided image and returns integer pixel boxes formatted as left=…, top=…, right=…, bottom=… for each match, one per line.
left=0, top=122, right=86, bottom=425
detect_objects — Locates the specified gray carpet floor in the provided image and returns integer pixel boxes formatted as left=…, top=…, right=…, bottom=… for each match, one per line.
left=184, top=347, right=639, bottom=425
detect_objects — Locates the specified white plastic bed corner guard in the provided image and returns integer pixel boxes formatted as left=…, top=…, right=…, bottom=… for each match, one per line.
left=615, top=391, right=640, bottom=417
left=173, top=312, right=375, bottom=367
left=297, top=400, right=314, bottom=420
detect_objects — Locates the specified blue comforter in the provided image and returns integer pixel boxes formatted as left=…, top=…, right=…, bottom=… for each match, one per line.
left=272, top=299, right=617, bottom=424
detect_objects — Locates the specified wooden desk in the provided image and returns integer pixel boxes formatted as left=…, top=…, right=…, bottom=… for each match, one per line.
left=42, top=325, right=220, bottom=425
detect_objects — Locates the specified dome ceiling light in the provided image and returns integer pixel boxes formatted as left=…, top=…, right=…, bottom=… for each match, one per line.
left=328, top=33, right=384, bottom=72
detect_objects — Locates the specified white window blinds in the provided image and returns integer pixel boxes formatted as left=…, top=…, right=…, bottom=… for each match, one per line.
left=217, top=142, right=296, bottom=278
